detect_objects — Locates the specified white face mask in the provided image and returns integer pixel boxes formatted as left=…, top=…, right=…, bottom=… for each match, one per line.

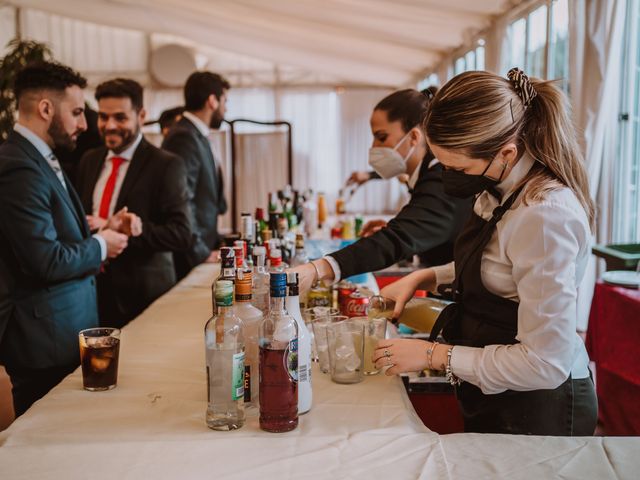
left=368, top=130, right=416, bottom=179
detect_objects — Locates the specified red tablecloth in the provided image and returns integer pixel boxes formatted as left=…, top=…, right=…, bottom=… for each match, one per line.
left=586, top=282, right=640, bottom=435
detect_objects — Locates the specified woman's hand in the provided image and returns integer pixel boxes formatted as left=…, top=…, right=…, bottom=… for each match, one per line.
left=289, top=258, right=335, bottom=295
left=361, top=219, right=387, bottom=237
left=373, top=339, right=429, bottom=375
left=373, top=339, right=450, bottom=376
left=379, top=272, right=421, bottom=319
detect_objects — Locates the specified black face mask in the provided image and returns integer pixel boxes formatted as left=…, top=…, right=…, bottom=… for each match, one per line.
left=442, top=158, right=508, bottom=198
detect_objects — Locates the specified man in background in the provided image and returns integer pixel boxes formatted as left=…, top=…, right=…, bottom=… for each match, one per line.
left=0, top=62, right=128, bottom=416
left=162, top=71, right=229, bottom=280
left=75, top=78, right=191, bottom=329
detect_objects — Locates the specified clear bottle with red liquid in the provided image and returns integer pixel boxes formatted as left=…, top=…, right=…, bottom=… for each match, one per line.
left=259, top=272, right=299, bottom=432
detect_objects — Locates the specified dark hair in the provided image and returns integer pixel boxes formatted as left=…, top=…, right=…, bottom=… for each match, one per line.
left=95, top=78, right=144, bottom=111
left=14, top=61, right=87, bottom=105
left=184, top=71, right=231, bottom=111
left=158, top=106, right=184, bottom=130
left=374, top=86, right=438, bottom=132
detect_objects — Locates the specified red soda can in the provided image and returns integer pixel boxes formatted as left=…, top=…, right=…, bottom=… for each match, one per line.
left=337, top=281, right=357, bottom=314
left=344, top=290, right=370, bottom=317
left=233, top=245, right=244, bottom=269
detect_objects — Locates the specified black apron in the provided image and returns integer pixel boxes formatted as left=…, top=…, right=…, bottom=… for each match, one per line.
left=430, top=186, right=580, bottom=435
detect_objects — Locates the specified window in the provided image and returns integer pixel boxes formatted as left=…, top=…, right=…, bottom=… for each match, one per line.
left=452, top=40, right=486, bottom=75
left=502, top=0, right=569, bottom=91
left=613, top=0, right=640, bottom=242
left=548, top=0, right=570, bottom=91
left=417, top=73, right=439, bottom=91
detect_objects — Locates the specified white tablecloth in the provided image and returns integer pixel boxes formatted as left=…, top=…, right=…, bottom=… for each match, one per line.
left=0, top=264, right=638, bottom=479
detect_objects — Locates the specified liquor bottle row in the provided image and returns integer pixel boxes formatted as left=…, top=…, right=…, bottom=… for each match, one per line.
left=205, top=246, right=312, bottom=433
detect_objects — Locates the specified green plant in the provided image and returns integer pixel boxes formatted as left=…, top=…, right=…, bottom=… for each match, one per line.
left=0, top=38, right=52, bottom=144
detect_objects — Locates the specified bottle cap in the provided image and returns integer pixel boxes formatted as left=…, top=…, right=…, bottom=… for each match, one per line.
left=286, top=272, right=299, bottom=286
left=270, top=272, right=287, bottom=285
left=215, top=280, right=234, bottom=306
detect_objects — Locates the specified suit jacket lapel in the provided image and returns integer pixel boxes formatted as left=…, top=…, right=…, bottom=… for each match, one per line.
left=63, top=169, right=91, bottom=236
left=11, top=132, right=86, bottom=234
left=115, top=138, right=150, bottom=211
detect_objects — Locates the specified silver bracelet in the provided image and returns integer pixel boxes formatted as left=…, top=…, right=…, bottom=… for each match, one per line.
left=446, top=346, right=461, bottom=386
left=426, top=341, right=439, bottom=370
left=310, top=261, right=321, bottom=284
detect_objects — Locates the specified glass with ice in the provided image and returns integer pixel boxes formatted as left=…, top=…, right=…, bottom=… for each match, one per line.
left=78, top=328, right=121, bottom=391
left=326, top=319, right=365, bottom=384
left=351, top=316, right=387, bottom=375
left=309, top=310, right=345, bottom=374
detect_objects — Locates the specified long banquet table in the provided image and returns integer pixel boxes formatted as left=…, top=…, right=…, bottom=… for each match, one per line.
left=0, top=264, right=638, bottom=479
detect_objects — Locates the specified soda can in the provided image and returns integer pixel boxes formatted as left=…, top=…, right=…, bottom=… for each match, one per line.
left=355, top=215, right=364, bottom=238
left=336, top=281, right=357, bottom=314
left=344, top=290, right=370, bottom=318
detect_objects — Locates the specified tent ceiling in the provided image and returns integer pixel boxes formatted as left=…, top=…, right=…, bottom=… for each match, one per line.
left=8, top=0, right=518, bottom=88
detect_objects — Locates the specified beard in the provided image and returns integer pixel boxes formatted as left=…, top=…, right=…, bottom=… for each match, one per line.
left=209, top=108, right=224, bottom=130
left=101, top=126, right=139, bottom=154
left=48, top=115, right=79, bottom=151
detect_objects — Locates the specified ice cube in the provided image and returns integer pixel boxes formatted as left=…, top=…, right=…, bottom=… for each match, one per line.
left=345, top=352, right=361, bottom=372
left=90, top=355, right=111, bottom=372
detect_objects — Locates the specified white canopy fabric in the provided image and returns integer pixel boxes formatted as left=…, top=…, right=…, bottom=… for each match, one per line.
left=7, top=0, right=518, bottom=88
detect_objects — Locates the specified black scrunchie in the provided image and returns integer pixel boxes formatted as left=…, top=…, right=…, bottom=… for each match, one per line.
left=507, top=67, right=538, bottom=107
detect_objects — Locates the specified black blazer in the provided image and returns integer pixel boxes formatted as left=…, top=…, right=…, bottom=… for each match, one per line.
left=162, top=116, right=227, bottom=271
left=329, top=158, right=472, bottom=279
left=0, top=130, right=101, bottom=370
left=75, top=138, right=191, bottom=325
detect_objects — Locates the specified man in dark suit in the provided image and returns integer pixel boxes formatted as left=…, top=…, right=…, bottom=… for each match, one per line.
left=162, top=71, right=230, bottom=280
left=75, top=79, right=192, bottom=329
left=0, top=62, right=128, bottom=416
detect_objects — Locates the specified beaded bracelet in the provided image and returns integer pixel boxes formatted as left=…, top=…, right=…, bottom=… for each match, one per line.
left=426, top=341, right=439, bottom=370
left=446, top=346, right=461, bottom=386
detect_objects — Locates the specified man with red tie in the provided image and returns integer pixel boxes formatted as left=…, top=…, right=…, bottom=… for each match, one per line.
left=75, top=78, right=192, bottom=329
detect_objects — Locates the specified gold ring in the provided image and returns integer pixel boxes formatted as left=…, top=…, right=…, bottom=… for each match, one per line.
left=384, top=349, right=391, bottom=358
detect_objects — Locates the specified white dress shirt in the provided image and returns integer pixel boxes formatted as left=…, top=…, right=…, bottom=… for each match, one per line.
left=432, top=153, right=591, bottom=394
left=92, top=133, right=143, bottom=218
left=14, top=123, right=106, bottom=261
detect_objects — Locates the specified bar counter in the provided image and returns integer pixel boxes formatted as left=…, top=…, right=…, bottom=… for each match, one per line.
left=0, top=264, right=638, bottom=479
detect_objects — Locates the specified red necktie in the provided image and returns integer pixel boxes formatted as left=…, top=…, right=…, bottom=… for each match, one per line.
left=98, top=156, right=125, bottom=219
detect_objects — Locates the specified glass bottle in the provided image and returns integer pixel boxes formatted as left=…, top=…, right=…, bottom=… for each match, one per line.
left=212, top=247, right=236, bottom=313
left=234, top=272, right=263, bottom=412
left=290, top=234, right=309, bottom=267
left=205, top=280, right=245, bottom=430
left=259, top=272, right=298, bottom=432
left=251, top=246, right=270, bottom=316
left=285, top=272, right=312, bottom=414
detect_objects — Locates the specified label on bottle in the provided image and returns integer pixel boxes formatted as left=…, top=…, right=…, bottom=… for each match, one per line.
left=232, top=352, right=245, bottom=401
left=284, top=338, right=298, bottom=382
left=244, top=365, right=251, bottom=403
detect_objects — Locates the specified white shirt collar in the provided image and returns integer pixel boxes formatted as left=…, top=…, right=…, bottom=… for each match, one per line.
left=14, top=123, right=54, bottom=160
left=183, top=111, right=211, bottom=138
left=106, top=132, right=143, bottom=161
left=408, top=162, right=422, bottom=189
left=496, top=152, right=536, bottom=196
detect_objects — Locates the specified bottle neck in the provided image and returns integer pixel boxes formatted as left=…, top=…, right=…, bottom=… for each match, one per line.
left=269, top=295, right=286, bottom=311
left=217, top=304, right=234, bottom=315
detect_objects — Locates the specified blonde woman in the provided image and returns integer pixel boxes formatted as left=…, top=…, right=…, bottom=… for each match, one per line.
left=373, top=69, right=597, bottom=436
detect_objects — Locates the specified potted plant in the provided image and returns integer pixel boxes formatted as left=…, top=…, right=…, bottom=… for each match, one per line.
left=0, top=38, right=51, bottom=144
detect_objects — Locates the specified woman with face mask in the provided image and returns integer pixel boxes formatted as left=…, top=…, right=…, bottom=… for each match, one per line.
left=373, top=69, right=598, bottom=436
left=292, top=87, right=471, bottom=293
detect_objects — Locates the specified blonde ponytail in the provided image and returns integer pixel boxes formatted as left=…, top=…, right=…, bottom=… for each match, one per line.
left=425, top=70, right=595, bottom=230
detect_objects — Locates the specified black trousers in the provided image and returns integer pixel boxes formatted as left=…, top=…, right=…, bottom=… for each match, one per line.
left=5, top=363, right=77, bottom=417
left=456, top=375, right=598, bottom=436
